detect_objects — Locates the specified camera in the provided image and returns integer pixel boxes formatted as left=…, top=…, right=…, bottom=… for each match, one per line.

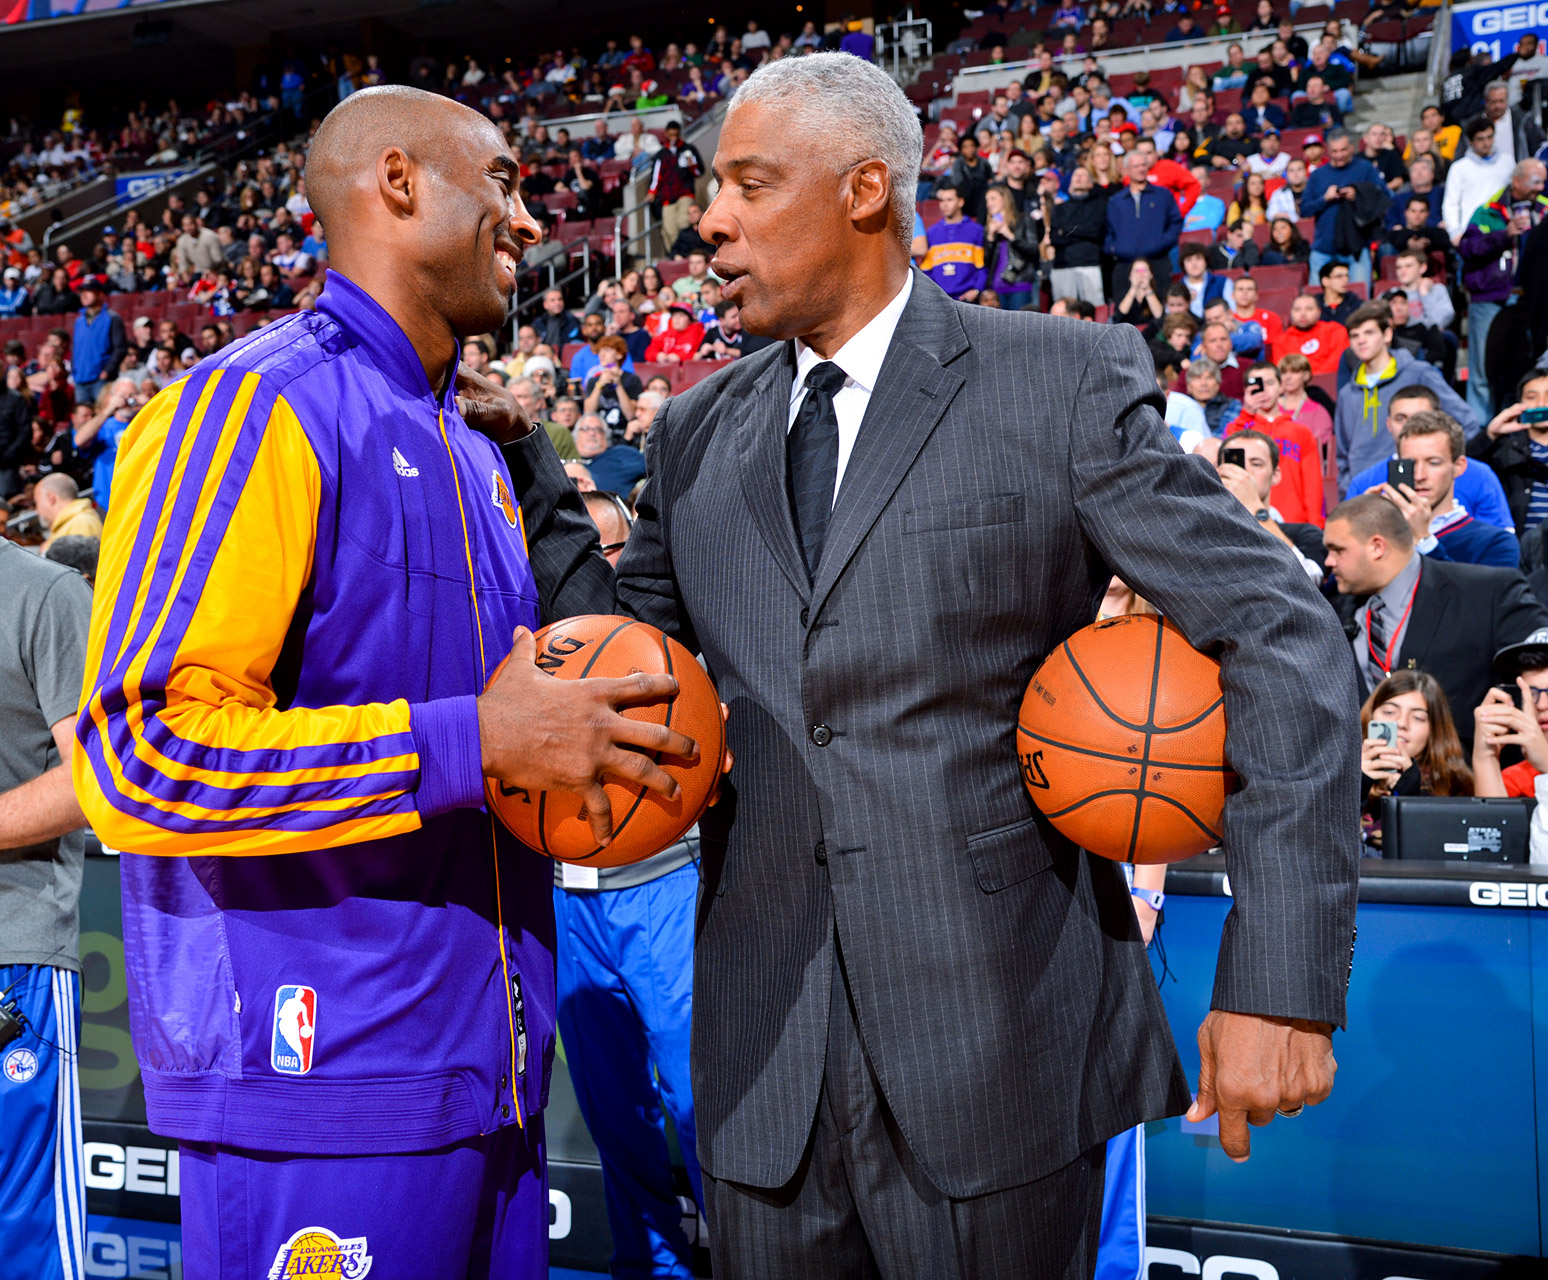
left=1387, top=458, right=1415, bottom=491
left=1521, top=406, right=1548, bottom=425
left=1220, top=447, right=1247, bottom=469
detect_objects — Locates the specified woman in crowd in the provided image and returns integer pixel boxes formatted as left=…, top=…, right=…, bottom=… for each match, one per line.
left=1360, top=672, right=1473, bottom=849
left=1275, top=351, right=1335, bottom=469
left=638, top=265, right=664, bottom=304
left=1166, top=128, right=1197, bottom=169
left=1176, top=66, right=1212, bottom=112
left=1228, top=172, right=1271, bottom=226
left=644, top=286, right=680, bottom=336
left=1260, top=215, right=1310, bottom=265
left=983, top=185, right=1038, bottom=311
left=1112, top=257, right=1164, bottom=337
left=921, top=124, right=960, bottom=199
left=1083, top=142, right=1121, bottom=199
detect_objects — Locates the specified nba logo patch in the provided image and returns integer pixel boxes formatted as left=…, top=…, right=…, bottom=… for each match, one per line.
left=271, top=985, right=317, bottom=1076
left=491, top=469, right=519, bottom=528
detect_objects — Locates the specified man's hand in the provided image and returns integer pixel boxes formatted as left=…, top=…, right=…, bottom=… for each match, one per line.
left=1474, top=679, right=1548, bottom=772
left=1379, top=481, right=1432, bottom=544
left=1187, top=1010, right=1337, bottom=1161
left=1487, top=401, right=1530, bottom=440
left=1217, top=461, right=1261, bottom=512
left=478, top=627, right=700, bottom=847
left=455, top=363, right=534, bottom=446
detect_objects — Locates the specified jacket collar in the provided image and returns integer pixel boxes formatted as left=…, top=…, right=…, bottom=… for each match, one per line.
left=316, top=270, right=458, bottom=409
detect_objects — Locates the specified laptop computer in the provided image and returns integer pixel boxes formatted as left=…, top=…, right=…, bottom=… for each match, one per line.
left=1380, top=796, right=1536, bottom=863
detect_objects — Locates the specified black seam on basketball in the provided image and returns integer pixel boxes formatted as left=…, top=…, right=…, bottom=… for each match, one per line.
left=1043, top=788, right=1222, bottom=840
left=536, top=788, right=553, bottom=857
left=1130, top=616, right=1166, bottom=860
left=1016, top=727, right=1230, bottom=772
left=568, top=625, right=675, bottom=863
left=576, top=617, right=636, bottom=677
left=1062, top=634, right=1150, bottom=733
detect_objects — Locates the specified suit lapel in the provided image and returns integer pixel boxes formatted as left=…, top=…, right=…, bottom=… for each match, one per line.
left=734, top=344, right=810, bottom=600
left=1395, top=558, right=1446, bottom=672
left=809, top=273, right=968, bottom=620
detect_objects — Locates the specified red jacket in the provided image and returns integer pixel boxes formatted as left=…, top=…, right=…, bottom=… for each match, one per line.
left=1225, top=412, right=1326, bottom=526
left=1269, top=320, right=1348, bottom=375
left=646, top=323, right=704, bottom=362
left=1149, top=158, right=1202, bottom=215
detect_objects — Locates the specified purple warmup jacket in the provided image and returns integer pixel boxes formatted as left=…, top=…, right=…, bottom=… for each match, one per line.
left=75, top=273, right=556, bottom=1154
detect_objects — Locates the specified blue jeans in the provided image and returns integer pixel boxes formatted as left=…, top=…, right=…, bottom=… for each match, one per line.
left=998, top=287, right=1036, bottom=310
left=1309, top=246, right=1372, bottom=290
left=1467, top=298, right=1503, bottom=423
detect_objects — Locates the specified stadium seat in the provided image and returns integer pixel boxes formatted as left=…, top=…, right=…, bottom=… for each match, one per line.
left=561, top=342, right=585, bottom=367
left=634, top=361, right=674, bottom=385
left=657, top=260, right=692, bottom=284
left=674, top=360, right=730, bottom=390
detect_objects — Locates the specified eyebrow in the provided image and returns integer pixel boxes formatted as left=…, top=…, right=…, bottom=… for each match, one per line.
left=712, top=154, right=781, bottom=182
left=492, top=154, right=521, bottom=180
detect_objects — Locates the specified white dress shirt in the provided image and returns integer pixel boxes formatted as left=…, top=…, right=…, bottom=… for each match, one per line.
left=788, top=272, right=914, bottom=506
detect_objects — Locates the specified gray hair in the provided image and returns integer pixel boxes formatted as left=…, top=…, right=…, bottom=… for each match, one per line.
left=1486, top=79, right=1511, bottom=100
left=726, top=52, right=923, bottom=250
left=1186, top=357, right=1221, bottom=381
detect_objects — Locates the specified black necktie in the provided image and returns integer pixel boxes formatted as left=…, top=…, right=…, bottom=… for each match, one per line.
left=1368, top=597, right=1388, bottom=671
left=787, top=360, right=847, bottom=580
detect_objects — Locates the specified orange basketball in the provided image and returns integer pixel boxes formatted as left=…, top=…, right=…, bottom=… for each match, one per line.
left=484, top=615, right=724, bottom=868
left=1017, top=613, right=1231, bottom=864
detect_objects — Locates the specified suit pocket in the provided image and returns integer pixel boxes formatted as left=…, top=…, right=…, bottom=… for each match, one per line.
left=966, top=814, right=1053, bottom=893
left=903, top=492, right=1025, bottom=535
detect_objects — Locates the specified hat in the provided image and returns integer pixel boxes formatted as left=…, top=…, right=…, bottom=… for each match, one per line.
left=2, top=267, right=18, bottom=281
left=523, top=355, right=557, bottom=378
left=669, top=304, right=694, bottom=316
left=77, top=274, right=106, bottom=292
left=1261, top=125, right=1279, bottom=136
left=1496, top=629, right=1548, bottom=678
left=180, top=346, right=197, bottom=361
left=1304, top=133, right=1324, bottom=146
left=102, top=225, right=118, bottom=236
left=1116, top=122, right=1139, bottom=135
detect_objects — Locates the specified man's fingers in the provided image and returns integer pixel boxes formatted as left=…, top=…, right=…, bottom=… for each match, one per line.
left=581, top=783, right=614, bottom=846
left=601, top=671, right=681, bottom=706
left=1215, top=1105, right=1252, bottom=1162
left=1187, top=1023, right=1217, bottom=1123
left=1246, top=1105, right=1278, bottom=1128
left=602, top=747, right=681, bottom=800
left=612, top=717, right=699, bottom=762
left=510, top=626, right=537, bottom=666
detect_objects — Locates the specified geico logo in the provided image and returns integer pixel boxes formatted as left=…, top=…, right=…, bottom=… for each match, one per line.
left=82, top=1143, right=179, bottom=1196
left=1146, top=1248, right=1278, bottom=1278
left=1473, top=3, right=1548, bottom=33
left=86, top=1228, right=181, bottom=1278
left=550, top=1189, right=572, bottom=1240
left=1468, top=881, right=1548, bottom=906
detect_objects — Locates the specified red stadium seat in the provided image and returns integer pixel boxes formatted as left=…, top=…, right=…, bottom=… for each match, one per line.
left=1252, top=263, right=1309, bottom=291
left=656, top=260, right=692, bottom=284
left=634, top=362, right=674, bottom=385
left=918, top=199, right=942, bottom=226
left=561, top=342, right=585, bottom=367
left=674, top=360, right=731, bottom=389
left=541, top=191, right=578, bottom=214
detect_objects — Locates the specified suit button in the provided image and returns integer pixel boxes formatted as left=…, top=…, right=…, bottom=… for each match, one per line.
left=814, top=841, right=827, bottom=865
left=811, top=725, right=832, bottom=747
left=800, top=607, right=809, bottom=626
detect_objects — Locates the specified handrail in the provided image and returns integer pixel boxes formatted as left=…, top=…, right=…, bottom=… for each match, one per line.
left=44, top=163, right=214, bottom=252
left=612, top=195, right=660, bottom=275
left=1426, top=0, right=1453, bottom=102
left=514, top=241, right=594, bottom=320
left=878, top=9, right=934, bottom=81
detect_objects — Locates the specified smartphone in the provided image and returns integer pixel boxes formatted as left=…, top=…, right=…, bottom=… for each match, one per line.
left=1495, top=682, right=1524, bottom=709
left=1221, top=447, right=1247, bottom=469
left=1521, top=406, right=1548, bottom=425
left=1387, top=458, right=1416, bottom=490
left=1366, top=721, right=1398, bottom=747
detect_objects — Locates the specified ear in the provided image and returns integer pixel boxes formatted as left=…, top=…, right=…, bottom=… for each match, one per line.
left=847, top=159, right=893, bottom=234
left=1455, top=455, right=1468, bottom=476
left=376, top=146, right=415, bottom=218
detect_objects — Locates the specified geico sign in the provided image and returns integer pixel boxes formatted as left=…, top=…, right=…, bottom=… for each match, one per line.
left=1146, top=1250, right=1431, bottom=1280
left=84, top=1143, right=179, bottom=1196
left=1468, top=881, right=1548, bottom=906
left=1471, top=3, right=1548, bottom=33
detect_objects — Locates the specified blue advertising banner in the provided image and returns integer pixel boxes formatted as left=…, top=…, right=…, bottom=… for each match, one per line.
left=1451, top=0, right=1548, bottom=63
left=113, top=167, right=196, bottom=207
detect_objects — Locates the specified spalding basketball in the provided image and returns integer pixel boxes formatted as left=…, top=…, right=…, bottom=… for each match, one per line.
left=1017, top=614, right=1231, bottom=864
left=485, top=616, right=724, bottom=867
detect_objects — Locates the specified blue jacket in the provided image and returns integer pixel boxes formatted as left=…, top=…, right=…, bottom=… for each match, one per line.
left=1300, top=157, right=1384, bottom=254
left=1105, top=184, right=1183, bottom=261
left=1350, top=453, right=1515, bottom=531
left=75, top=273, right=557, bottom=1154
left=72, top=306, right=127, bottom=385
left=1433, top=515, right=1521, bottom=567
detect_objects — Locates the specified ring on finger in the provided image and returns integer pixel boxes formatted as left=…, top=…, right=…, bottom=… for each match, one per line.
left=1276, top=1104, right=1304, bottom=1119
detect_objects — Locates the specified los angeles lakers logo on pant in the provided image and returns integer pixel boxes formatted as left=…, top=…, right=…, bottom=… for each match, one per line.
left=266, top=1226, right=373, bottom=1278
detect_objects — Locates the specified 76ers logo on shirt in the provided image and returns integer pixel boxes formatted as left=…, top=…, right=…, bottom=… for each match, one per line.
left=271, top=985, right=317, bottom=1075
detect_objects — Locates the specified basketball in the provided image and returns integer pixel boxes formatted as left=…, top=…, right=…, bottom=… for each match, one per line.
left=485, top=615, right=725, bottom=867
left=1016, top=614, right=1231, bottom=864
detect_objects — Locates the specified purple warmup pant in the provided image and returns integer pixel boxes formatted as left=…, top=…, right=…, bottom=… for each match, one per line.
left=178, top=1116, right=547, bottom=1279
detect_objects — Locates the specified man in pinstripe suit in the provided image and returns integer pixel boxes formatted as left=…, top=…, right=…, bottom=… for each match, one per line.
left=612, top=54, right=1360, bottom=1277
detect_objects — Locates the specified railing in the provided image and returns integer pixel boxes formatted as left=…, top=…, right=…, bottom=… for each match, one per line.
left=877, top=9, right=934, bottom=81
left=1426, top=0, right=1452, bottom=102
left=612, top=196, right=661, bottom=275
left=513, top=241, right=595, bottom=322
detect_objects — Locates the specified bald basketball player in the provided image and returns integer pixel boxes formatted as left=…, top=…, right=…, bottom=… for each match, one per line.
left=72, top=86, right=693, bottom=1278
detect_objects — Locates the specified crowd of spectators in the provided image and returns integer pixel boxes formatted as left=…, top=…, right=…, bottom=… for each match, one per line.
left=13, top=3, right=1548, bottom=849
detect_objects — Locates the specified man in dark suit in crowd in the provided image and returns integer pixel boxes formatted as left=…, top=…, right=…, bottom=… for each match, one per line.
left=614, top=52, right=1359, bottom=1276
left=1324, top=492, right=1548, bottom=744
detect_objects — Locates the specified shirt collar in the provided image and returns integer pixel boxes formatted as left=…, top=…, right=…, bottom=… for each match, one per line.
left=791, top=272, right=914, bottom=404
left=316, top=270, right=458, bottom=408
left=1375, top=551, right=1421, bottom=613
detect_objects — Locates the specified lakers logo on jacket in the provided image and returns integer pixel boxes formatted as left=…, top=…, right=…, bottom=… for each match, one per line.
left=491, top=470, right=518, bottom=529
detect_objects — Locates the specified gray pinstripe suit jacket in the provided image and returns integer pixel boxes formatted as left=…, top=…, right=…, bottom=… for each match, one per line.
left=606, top=269, right=1360, bottom=1198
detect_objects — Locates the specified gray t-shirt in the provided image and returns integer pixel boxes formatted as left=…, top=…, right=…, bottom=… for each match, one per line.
left=0, top=541, right=92, bottom=970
